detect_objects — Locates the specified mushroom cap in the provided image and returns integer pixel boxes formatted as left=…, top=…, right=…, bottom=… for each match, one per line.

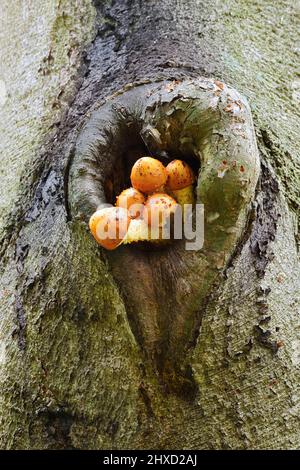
left=89, top=207, right=130, bottom=250
left=116, top=187, right=145, bottom=219
left=130, top=157, right=167, bottom=194
left=166, top=159, right=195, bottom=190
left=144, top=193, right=178, bottom=228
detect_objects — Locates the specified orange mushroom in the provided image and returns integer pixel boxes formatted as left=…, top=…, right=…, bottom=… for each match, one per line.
left=89, top=207, right=130, bottom=250
left=130, top=156, right=167, bottom=194
left=166, top=159, right=195, bottom=208
left=89, top=206, right=151, bottom=248
left=144, top=193, right=178, bottom=229
left=89, top=159, right=193, bottom=250
left=123, top=193, right=179, bottom=245
left=116, top=187, right=145, bottom=219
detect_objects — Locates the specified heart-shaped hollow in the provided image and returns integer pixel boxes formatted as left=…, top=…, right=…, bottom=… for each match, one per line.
left=67, top=78, right=260, bottom=395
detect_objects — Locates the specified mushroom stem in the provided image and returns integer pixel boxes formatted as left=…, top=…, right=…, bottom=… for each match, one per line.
left=122, top=219, right=150, bottom=244
left=171, top=185, right=195, bottom=213
left=122, top=219, right=161, bottom=244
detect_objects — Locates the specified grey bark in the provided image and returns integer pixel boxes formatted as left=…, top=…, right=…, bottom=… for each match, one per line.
left=0, top=0, right=299, bottom=449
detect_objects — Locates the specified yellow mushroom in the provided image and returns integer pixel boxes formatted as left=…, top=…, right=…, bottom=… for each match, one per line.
left=124, top=193, right=179, bottom=244
left=166, top=159, right=195, bottom=210
left=89, top=207, right=131, bottom=250
left=116, top=187, right=145, bottom=219
left=130, top=156, right=167, bottom=194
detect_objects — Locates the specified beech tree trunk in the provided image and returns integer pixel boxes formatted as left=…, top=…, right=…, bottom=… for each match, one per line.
left=0, top=0, right=299, bottom=449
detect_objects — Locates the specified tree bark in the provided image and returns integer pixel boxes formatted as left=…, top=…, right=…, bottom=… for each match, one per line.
left=0, top=0, right=299, bottom=449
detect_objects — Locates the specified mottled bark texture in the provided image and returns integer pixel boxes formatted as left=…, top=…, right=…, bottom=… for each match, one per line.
left=0, top=0, right=299, bottom=450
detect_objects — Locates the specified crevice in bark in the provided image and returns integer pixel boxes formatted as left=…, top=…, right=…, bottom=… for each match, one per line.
left=23, top=170, right=62, bottom=224
left=253, top=325, right=281, bottom=355
left=67, top=77, right=260, bottom=396
left=259, top=128, right=300, bottom=214
left=250, top=161, right=280, bottom=279
left=37, top=408, right=75, bottom=450
left=138, top=382, right=155, bottom=419
left=14, top=295, right=26, bottom=352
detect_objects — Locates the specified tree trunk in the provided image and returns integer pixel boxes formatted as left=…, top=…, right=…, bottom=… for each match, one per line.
left=0, top=0, right=299, bottom=449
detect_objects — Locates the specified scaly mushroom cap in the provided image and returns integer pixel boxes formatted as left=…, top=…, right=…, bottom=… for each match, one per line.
left=130, top=157, right=167, bottom=194
left=89, top=207, right=130, bottom=250
left=116, top=187, right=145, bottom=219
left=166, top=159, right=195, bottom=190
left=144, top=193, right=178, bottom=228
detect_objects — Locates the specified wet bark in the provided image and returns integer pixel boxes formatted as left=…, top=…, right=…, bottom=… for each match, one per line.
left=0, top=0, right=299, bottom=449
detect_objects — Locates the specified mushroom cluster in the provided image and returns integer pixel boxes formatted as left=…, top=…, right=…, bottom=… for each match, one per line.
left=89, top=157, right=195, bottom=250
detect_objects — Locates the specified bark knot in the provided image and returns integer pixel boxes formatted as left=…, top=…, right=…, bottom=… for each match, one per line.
left=67, top=77, right=260, bottom=394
